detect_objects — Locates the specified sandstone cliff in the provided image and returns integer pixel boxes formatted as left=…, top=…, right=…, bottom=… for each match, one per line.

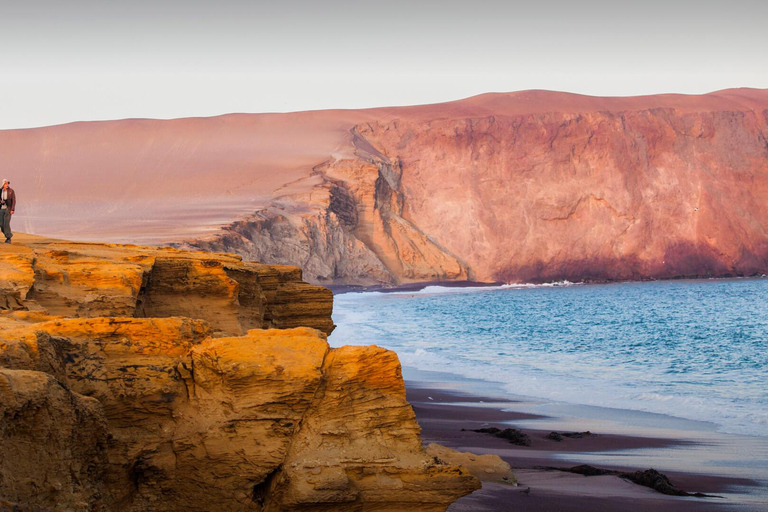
left=0, top=236, right=480, bottom=511
left=4, top=89, right=768, bottom=286
left=0, top=235, right=334, bottom=335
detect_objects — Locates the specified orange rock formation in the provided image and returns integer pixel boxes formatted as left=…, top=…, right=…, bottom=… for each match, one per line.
left=0, top=236, right=480, bottom=511
left=0, top=234, right=333, bottom=334
left=3, top=89, right=767, bottom=286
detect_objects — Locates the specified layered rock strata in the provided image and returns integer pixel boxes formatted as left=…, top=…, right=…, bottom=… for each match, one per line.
left=0, top=235, right=334, bottom=335
left=0, top=237, right=480, bottom=511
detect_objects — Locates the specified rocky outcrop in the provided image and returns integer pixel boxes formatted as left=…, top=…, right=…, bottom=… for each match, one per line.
left=1, top=235, right=334, bottom=335
left=6, top=89, right=768, bottom=286
left=265, top=346, right=475, bottom=511
left=184, top=150, right=471, bottom=287
left=425, top=444, right=517, bottom=485
left=0, top=237, right=480, bottom=511
left=0, top=368, right=108, bottom=510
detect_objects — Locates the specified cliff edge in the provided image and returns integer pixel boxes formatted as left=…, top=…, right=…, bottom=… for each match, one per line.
left=0, top=234, right=480, bottom=511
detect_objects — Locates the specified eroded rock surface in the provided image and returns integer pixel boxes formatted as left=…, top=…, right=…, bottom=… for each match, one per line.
left=265, top=346, right=479, bottom=511
left=0, top=238, right=479, bottom=511
left=1, top=234, right=333, bottom=335
left=0, top=368, right=108, bottom=510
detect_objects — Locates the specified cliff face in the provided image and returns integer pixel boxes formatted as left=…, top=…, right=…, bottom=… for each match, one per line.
left=0, top=368, right=108, bottom=510
left=179, top=90, right=768, bottom=286
left=354, top=107, right=768, bottom=283
left=0, top=235, right=334, bottom=335
left=186, top=140, right=471, bottom=286
left=3, top=89, right=768, bottom=286
left=0, top=236, right=479, bottom=511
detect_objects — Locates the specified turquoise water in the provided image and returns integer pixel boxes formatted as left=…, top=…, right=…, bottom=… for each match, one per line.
left=330, top=278, right=768, bottom=438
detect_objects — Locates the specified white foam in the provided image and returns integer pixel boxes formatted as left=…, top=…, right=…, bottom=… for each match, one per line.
left=356, top=341, right=768, bottom=437
left=448, top=359, right=764, bottom=436
left=336, top=280, right=582, bottom=299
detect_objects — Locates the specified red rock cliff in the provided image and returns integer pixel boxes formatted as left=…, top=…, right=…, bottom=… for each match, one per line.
left=3, top=89, right=767, bottom=285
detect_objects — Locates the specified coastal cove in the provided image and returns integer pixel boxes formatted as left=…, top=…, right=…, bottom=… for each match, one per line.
left=329, top=278, right=768, bottom=509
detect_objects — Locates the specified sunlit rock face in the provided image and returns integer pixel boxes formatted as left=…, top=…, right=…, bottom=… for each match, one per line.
left=0, top=237, right=479, bottom=511
left=0, top=234, right=334, bottom=335
left=3, top=89, right=767, bottom=285
left=352, top=104, right=768, bottom=284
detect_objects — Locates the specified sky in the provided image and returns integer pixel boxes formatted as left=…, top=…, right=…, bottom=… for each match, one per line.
left=1, top=0, right=767, bottom=130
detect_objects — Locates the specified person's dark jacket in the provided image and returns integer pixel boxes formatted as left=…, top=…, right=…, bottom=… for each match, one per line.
left=1, top=187, right=15, bottom=212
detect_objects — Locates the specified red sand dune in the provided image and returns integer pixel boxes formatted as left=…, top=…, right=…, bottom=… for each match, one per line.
left=2, top=88, right=768, bottom=285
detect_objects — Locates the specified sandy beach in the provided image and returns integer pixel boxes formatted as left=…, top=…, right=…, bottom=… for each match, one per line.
left=403, top=370, right=767, bottom=512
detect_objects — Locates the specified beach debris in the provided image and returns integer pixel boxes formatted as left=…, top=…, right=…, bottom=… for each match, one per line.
left=464, top=427, right=532, bottom=446
left=546, top=431, right=594, bottom=442
left=538, top=465, right=721, bottom=498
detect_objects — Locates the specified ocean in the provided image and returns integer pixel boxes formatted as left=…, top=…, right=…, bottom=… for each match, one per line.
left=330, top=277, right=768, bottom=438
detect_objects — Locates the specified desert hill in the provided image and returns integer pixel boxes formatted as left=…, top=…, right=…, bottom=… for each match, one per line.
left=2, top=88, right=768, bottom=286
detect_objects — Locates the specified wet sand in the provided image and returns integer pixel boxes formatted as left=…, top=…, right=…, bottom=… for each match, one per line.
left=405, top=382, right=766, bottom=511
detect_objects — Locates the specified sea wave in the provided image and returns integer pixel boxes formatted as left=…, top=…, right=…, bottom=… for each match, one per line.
left=337, top=280, right=582, bottom=298
left=330, top=277, right=768, bottom=438
left=398, top=346, right=768, bottom=437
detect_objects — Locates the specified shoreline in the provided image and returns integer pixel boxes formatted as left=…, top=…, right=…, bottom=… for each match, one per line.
left=329, top=275, right=768, bottom=295
left=402, top=368, right=768, bottom=511
left=332, top=278, right=768, bottom=439
left=328, top=279, right=504, bottom=295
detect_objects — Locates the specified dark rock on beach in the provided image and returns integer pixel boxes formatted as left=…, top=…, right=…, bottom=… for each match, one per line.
left=466, top=427, right=532, bottom=447
left=546, top=431, right=595, bottom=442
left=541, top=465, right=720, bottom=498
left=622, top=469, right=715, bottom=497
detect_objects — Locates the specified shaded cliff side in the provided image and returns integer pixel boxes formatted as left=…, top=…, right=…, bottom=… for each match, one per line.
left=3, top=89, right=768, bottom=286
left=0, top=235, right=480, bottom=511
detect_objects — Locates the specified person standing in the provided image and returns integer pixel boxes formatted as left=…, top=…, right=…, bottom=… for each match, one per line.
left=1, top=179, right=15, bottom=243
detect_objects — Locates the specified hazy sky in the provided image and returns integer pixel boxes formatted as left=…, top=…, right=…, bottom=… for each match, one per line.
left=2, top=0, right=767, bottom=129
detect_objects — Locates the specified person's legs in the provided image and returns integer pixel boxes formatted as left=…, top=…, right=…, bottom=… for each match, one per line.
left=0, top=209, right=11, bottom=242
